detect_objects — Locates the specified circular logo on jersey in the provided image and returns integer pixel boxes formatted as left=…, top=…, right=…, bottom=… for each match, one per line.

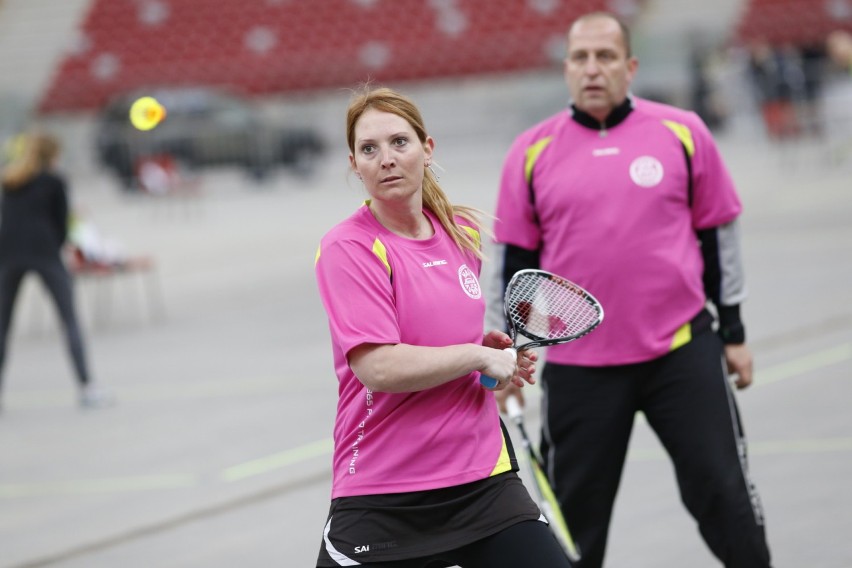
left=458, top=264, right=481, bottom=299
left=629, top=156, right=664, bottom=187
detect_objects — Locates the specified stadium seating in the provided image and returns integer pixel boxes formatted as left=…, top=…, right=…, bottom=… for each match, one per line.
left=736, top=0, right=852, bottom=47
left=38, top=0, right=614, bottom=113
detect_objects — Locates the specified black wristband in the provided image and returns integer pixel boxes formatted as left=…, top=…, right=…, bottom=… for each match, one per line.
left=717, top=304, right=746, bottom=344
left=718, top=322, right=745, bottom=344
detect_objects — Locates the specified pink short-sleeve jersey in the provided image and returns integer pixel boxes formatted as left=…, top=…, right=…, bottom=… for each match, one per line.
left=495, top=98, right=742, bottom=365
left=315, top=205, right=514, bottom=498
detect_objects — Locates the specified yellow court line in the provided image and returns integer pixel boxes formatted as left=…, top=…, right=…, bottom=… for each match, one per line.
left=755, top=342, right=852, bottom=387
left=225, top=342, right=852, bottom=477
left=220, top=437, right=333, bottom=482
left=4, top=343, right=850, bottom=499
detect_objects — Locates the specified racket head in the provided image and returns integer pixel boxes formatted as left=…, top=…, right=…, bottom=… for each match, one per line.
left=504, top=269, right=603, bottom=350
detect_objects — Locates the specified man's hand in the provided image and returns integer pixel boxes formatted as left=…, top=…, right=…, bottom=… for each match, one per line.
left=725, top=343, right=753, bottom=389
left=494, top=380, right=523, bottom=413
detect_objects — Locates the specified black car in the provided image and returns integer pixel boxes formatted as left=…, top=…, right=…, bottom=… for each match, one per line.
left=94, top=87, right=325, bottom=189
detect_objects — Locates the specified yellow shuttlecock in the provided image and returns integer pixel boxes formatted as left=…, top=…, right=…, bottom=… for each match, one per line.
left=129, top=96, right=166, bottom=131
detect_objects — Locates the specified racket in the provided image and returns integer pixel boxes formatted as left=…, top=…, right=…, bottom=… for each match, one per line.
left=506, top=395, right=581, bottom=561
left=480, top=269, right=604, bottom=389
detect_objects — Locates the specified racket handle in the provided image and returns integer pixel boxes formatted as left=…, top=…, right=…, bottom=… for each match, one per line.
left=479, top=375, right=499, bottom=389
left=479, top=347, right=517, bottom=389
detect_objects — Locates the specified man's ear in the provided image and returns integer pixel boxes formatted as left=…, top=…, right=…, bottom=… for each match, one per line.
left=627, top=56, right=639, bottom=82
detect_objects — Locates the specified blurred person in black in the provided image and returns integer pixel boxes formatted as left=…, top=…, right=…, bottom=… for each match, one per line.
left=0, top=131, right=111, bottom=409
left=746, top=38, right=807, bottom=140
left=823, top=30, right=852, bottom=162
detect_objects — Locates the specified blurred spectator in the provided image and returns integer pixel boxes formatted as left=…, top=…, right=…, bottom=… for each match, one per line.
left=689, top=40, right=730, bottom=130
left=67, top=211, right=128, bottom=269
left=826, top=29, right=852, bottom=73
left=798, top=45, right=829, bottom=137
left=822, top=30, right=852, bottom=162
left=137, top=155, right=178, bottom=196
left=747, top=39, right=807, bottom=140
left=0, top=131, right=112, bottom=409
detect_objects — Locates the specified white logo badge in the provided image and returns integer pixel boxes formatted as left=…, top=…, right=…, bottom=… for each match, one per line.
left=629, top=156, right=664, bottom=187
left=458, top=264, right=481, bottom=299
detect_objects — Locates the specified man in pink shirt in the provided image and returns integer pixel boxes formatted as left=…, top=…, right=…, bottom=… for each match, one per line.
left=490, top=12, right=772, bottom=568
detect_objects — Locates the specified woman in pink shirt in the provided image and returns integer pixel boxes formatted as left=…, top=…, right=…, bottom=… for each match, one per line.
left=314, top=87, right=571, bottom=567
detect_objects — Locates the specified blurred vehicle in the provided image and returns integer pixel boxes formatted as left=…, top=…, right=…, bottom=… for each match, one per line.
left=94, top=87, right=326, bottom=190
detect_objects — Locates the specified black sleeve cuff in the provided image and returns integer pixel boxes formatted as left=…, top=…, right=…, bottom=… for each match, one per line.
left=717, top=304, right=746, bottom=344
left=503, top=244, right=540, bottom=287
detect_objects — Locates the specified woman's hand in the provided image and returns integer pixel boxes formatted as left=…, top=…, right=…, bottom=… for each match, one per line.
left=481, top=330, right=538, bottom=391
left=479, top=346, right=518, bottom=389
left=482, top=329, right=512, bottom=350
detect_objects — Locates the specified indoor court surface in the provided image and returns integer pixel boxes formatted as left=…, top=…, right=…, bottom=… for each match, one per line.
left=1, top=77, right=851, bottom=567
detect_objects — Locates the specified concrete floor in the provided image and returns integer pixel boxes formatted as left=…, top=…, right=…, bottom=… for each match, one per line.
left=1, top=76, right=851, bottom=567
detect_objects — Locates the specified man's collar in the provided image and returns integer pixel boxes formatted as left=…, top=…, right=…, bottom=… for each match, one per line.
left=570, top=95, right=634, bottom=130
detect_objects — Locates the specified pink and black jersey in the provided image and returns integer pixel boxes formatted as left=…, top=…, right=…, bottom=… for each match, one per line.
left=493, top=97, right=745, bottom=366
left=315, top=204, right=516, bottom=499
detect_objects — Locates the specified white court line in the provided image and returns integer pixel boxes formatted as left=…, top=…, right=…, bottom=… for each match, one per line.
left=629, top=436, right=852, bottom=462
left=0, top=474, right=198, bottom=499
left=8, top=376, right=291, bottom=409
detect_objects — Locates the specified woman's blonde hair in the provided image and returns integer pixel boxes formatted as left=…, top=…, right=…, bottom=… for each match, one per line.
left=346, top=86, right=487, bottom=259
left=1, top=131, right=60, bottom=189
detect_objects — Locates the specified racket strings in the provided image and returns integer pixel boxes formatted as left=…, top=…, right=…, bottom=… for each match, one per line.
left=507, top=274, right=600, bottom=340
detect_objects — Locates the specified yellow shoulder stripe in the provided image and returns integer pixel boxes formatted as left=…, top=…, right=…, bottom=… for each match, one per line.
left=318, top=238, right=391, bottom=278
left=525, top=137, right=554, bottom=184
left=372, top=238, right=391, bottom=279
left=662, top=120, right=695, bottom=157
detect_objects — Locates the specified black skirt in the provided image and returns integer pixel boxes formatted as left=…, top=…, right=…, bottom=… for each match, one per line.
left=316, top=472, right=543, bottom=566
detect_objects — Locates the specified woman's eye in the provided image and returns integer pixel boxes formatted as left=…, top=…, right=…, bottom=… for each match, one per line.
left=361, top=144, right=375, bottom=154
left=393, top=137, right=408, bottom=147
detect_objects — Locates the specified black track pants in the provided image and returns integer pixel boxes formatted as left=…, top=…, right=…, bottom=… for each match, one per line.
left=540, top=330, right=771, bottom=568
left=0, top=258, right=91, bottom=389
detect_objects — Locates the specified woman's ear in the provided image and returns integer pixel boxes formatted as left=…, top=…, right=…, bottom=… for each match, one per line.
left=349, top=154, right=360, bottom=179
left=423, top=136, right=435, bottom=167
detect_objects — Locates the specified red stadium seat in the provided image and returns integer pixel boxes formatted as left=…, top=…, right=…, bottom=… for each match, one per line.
left=736, top=0, right=852, bottom=47
left=38, top=0, right=621, bottom=113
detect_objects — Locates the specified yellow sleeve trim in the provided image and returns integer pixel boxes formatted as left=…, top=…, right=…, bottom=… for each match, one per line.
left=314, top=244, right=321, bottom=265
left=670, top=321, right=692, bottom=351
left=461, top=225, right=481, bottom=250
left=372, top=237, right=392, bottom=279
left=662, top=120, right=695, bottom=157
left=489, top=430, right=514, bottom=477
left=524, top=136, right=554, bottom=184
